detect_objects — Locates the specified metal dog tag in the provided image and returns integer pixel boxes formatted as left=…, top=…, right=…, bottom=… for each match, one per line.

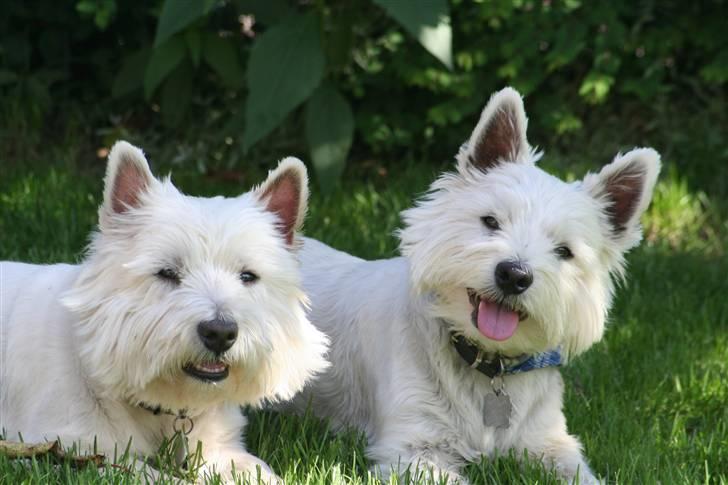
left=173, top=414, right=194, bottom=468
left=483, top=392, right=512, bottom=428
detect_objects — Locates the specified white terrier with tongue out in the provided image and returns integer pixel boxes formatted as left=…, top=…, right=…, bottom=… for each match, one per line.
left=0, top=141, right=328, bottom=483
left=293, top=87, right=660, bottom=483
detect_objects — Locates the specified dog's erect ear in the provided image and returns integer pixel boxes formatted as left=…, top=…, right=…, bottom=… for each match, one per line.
left=102, top=141, right=155, bottom=218
left=584, top=148, right=661, bottom=248
left=458, top=87, right=530, bottom=172
left=256, top=157, right=309, bottom=246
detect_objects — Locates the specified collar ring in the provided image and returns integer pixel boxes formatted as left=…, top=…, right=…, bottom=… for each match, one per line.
left=173, top=415, right=194, bottom=435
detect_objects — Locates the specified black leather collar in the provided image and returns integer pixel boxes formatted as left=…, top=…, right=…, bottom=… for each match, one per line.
left=137, top=401, right=186, bottom=418
left=451, top=333, right=508, bottom=378
left=451, top=332, right=563, bottom=378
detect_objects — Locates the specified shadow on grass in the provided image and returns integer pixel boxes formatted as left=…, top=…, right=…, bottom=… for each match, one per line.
left=246, top=409, right=371, bottom=484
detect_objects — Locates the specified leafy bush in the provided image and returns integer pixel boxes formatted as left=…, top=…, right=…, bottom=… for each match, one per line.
left=2, top=0, right=727, bottom=190
left=109, top=0, right=454, bottom=191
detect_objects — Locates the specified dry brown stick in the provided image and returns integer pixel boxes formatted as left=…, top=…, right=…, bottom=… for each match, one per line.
left=0, top=439, right=107, bottom=468
left=0, top=440, right=58, bottom=458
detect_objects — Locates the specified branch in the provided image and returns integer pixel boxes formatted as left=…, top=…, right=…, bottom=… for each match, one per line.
left=0, top=439, right=106, bottom=468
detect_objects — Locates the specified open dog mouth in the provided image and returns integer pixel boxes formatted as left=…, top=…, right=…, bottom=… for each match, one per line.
left=467, top=289, right=528, bottom=342
left=182, top=361, right=230, bottom=382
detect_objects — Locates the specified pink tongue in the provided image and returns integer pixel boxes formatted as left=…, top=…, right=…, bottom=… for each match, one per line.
left=477, top=300, right=519, bottom=341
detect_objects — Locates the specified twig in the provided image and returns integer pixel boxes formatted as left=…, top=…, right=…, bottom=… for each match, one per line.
left=0, top=439, right=107, bottom=469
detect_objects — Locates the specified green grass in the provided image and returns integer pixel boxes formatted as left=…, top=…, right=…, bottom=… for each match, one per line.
left=1, top=147, right=727, bottom=484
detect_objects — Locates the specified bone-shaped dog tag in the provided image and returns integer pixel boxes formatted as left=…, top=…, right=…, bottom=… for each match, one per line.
left=483, top=392, right=512, bottom=428
left=172, top=431, right=190, bottom=467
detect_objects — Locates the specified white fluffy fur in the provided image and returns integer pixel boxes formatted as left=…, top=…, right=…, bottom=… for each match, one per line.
left=0, top=141, right=328, bottom=483
left=292, top=88, right=660, bottom=483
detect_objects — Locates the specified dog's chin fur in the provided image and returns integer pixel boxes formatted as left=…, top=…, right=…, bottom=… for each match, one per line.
left=130, top=370, right=268, bottom=414
left=293, top=87, right=660, bottom=484
left=432, top=287, right=551, bottom=358
left=1, top=142, right=327, bottom=483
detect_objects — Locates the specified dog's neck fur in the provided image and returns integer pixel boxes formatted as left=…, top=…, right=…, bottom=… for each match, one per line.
left=409, top=288, right=495, bottom=386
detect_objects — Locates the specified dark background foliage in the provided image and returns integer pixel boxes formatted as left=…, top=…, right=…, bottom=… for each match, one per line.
left=1, top=0, right=727, bottom=196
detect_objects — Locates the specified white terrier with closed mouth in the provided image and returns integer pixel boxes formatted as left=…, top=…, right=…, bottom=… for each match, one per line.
left=0, top=141, right=328, bottom=483
left=292, top=87, right=660, bottom=483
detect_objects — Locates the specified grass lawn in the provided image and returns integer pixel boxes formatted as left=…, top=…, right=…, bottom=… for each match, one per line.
left=0, top=145, right=726, bottom=484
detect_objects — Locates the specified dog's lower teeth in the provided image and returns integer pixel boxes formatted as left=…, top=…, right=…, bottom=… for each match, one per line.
left=196, top=363, right=225, bottom=373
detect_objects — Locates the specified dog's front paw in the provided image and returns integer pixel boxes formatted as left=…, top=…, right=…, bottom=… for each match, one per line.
left=200, top=454, right=281, bottom=485
left=230, top=462, right=281, bottom=485
left=235, top=465, right=281, bottom=485
left=560, top=464, right=603, bottom=485
left=373, top=460, right=470, bottom=485
left=568, top=470, right=603, bottom=485
left=239, top=457, right=281, bottom=485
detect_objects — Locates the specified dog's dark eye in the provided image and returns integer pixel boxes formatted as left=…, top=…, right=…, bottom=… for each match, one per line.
left=481, top=216, right=500, bottom=230
left=554, top=246, right=574, bottom=260
left=240, top=271, right=259, bottom=284
left=156, top=267, right=181, bottom=284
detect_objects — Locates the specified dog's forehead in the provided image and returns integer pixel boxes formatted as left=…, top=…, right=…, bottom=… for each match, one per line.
left=162, top=192, right=263, bottom=225
left=475, top=163, right=587, bottom=205
left=142, top=191, right=281, bottom=251
left=463, top=163, right=604, bottom=238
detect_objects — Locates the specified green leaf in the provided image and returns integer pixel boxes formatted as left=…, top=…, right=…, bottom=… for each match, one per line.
left=75, top=0, right=95, bottom=14
left=76, top=0, right=117, bottom=30
left=578, top=72, right=615, bottom=104
left=235, top=0, right=291, bottom=25
left=185, top=29, right=202, bottom=67
left=242, top=13, right=325, bottom=151
left=144, top=37, right=186, bottom=99
left=161, top=61, right=194, bottom=127
left=305, top=83, right=354, bottom=192
left=112, top=49, right=150, bottom=98
left=372, top=0, right=452, bottom=69
left=202, top=34, right=245, bottom=88
left=155, top=0, right=215, bottom=47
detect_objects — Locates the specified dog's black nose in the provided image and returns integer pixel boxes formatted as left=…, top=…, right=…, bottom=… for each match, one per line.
left=495, top=261, right=533, bottom=295
left=197, top=318, right=238, bottom=354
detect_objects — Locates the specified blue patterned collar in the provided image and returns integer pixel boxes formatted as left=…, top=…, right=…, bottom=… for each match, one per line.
left=450, top=333, right=562, bottom=378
